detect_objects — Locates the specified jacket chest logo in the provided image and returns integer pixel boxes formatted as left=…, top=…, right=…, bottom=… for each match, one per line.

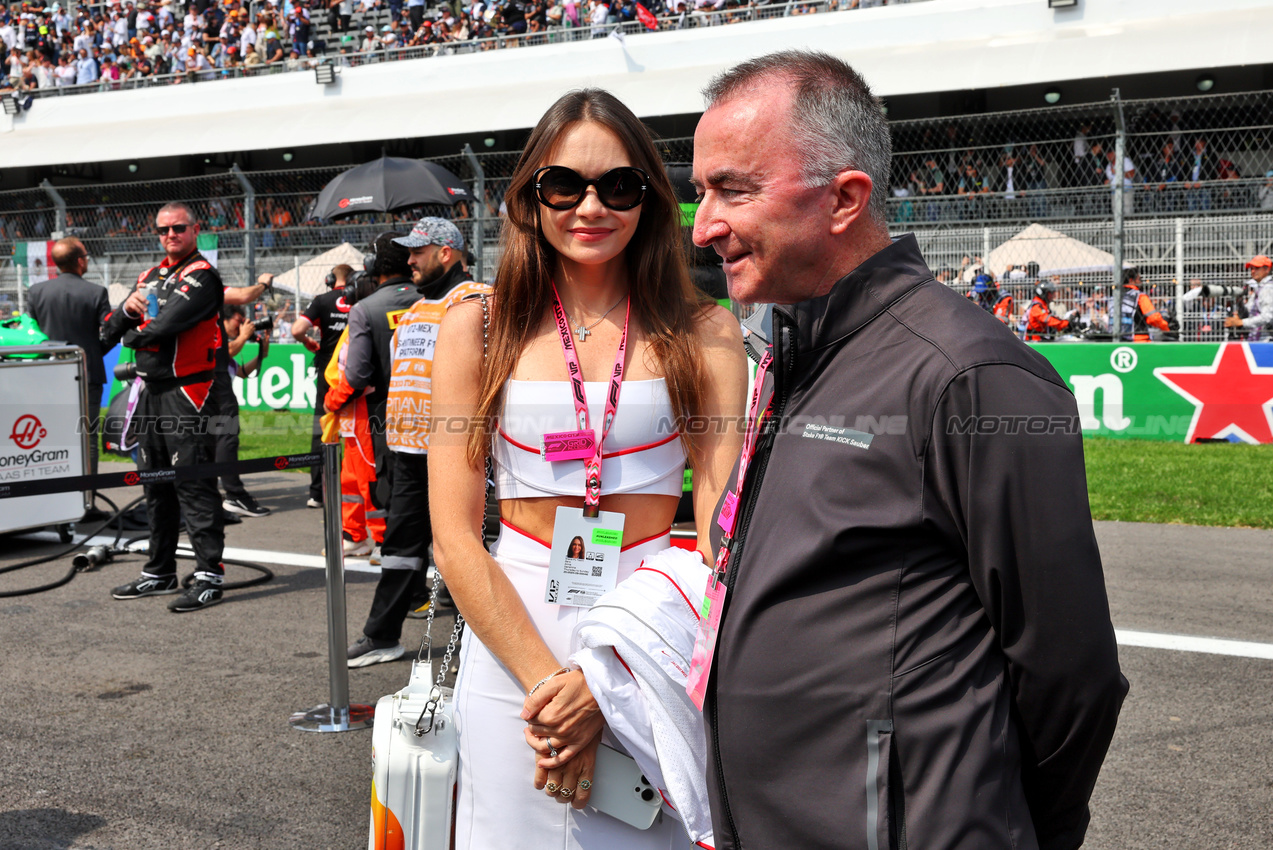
left=800, top=423, right=874, bottom=450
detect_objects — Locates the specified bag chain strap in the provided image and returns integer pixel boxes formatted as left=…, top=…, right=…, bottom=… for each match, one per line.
left=414, top=294, right=489, bottom=737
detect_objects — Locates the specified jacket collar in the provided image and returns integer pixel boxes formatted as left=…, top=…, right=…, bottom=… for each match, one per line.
left=773, top=233, right=934, bottom=356
left=417, top=261, right=470, bottom=299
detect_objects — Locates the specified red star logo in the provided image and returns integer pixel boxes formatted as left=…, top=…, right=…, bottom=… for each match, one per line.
left=1155, top=343, right=1273, bottom=443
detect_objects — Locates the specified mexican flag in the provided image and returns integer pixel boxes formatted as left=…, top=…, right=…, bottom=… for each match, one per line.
left=198, top=233, right=219, bottom=268
left=13, top=241, right=54, bottom=285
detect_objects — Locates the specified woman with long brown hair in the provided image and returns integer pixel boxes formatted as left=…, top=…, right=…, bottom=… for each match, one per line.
left=429, top=89, right=746, bottom=847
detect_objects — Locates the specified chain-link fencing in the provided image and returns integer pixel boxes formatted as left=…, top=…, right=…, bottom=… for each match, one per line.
left=3, top=87, right=1271, bottom=341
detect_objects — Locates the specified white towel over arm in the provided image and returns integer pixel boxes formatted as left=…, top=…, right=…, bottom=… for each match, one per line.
left=570, top=547, right=715, bottom=848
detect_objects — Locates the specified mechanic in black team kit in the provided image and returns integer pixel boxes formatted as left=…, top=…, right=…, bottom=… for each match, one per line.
left=292, top=263, right=355, bottom=508
left=102, top=202, right=227, bottom=613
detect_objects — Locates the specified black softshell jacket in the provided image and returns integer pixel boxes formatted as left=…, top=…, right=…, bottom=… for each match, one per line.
left=705, top=235, right=1128, bottom=850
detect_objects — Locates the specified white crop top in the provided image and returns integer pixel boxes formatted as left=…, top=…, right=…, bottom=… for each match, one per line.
left=493, top=378, right=687, bottom=500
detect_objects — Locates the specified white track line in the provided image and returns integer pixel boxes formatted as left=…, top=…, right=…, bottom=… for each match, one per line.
left=1115, top=629, right=1273, bottom=660
left=15, top=531, right=382, bottom=574
left=11, top=530, right=1273, bottom=658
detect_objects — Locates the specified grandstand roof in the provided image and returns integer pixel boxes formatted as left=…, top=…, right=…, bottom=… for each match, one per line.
left=2, top=0, right=1271, bottom=170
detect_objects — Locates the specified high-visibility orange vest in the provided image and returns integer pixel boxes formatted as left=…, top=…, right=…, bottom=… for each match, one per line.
left=385, top=279, right=490, bottom=454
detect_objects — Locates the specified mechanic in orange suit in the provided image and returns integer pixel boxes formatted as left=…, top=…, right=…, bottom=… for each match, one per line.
left=1022, top=280, right=1073, bottom=341
left=1120, top=268, right=1170, bottom=342
left=320, top=276, right=385, bottom=557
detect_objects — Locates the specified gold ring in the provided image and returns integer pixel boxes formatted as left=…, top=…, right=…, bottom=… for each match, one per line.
left=545, top=782, right=559, bottom=794
left=578, top=778, right=592, bottom=791
left=559, top=787, right=574, bottom=798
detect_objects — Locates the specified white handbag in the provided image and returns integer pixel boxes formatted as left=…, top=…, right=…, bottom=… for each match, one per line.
left=368, top=294, right=487, bottom=850
left=367, top=574, right=465, bottom=850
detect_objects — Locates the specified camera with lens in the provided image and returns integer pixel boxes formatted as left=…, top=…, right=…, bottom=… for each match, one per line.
left=114, top=361, right=138, bottom=381
left=252, top=314, right=275, bottom=342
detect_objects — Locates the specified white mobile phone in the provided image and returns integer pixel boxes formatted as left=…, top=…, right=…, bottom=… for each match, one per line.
left=587, top=743, right=662, bottom=830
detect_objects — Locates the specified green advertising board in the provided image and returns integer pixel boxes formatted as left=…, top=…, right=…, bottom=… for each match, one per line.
left=1030, top=341, right=1273, bottom=444
left=109, top=343, right=319, bottom=413
left=107, top=341, right=1273, bottom=446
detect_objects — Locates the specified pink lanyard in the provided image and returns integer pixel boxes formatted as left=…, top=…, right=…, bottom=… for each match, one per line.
left=713, top=349, right=773, bottom=581
left=550, top=282, right=630, bottom=518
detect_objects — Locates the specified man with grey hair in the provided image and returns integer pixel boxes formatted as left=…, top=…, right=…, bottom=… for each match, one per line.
left=691, top=50, right=1126, bottom=850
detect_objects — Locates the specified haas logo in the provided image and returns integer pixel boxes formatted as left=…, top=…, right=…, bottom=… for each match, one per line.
left=9, top=415, right=46, bottom=450
left=274, top=456, right=290, bottom=470
left=124, top=471, right=140, bottom=486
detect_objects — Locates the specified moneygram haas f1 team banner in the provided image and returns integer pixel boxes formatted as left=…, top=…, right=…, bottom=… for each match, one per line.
left=1033, top=342, right=1273, bottom=444
left=107, top=342, right=1273, bottom=444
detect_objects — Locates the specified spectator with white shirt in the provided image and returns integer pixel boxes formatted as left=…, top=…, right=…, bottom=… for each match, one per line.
left=54, top=53, right=76, bottom=85
left=74, top=47, right=98, bottom=83
left=1105, top=147, right=1135, bottom=217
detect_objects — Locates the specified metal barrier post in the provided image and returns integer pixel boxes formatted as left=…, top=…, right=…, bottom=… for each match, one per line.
left=41, top=179, right=67, bottom=236
left=1174, top=218, right=1185, bottom=317
left=231, top=164, right=257, bottom=285
left=463, top=143, right=486, bottom=283
left=289, top=440, right=375, bottom=732
left=1110, top=89, right=1126, bottom=338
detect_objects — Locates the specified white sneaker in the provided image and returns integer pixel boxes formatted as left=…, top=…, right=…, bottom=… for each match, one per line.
left=369, top=546, right=382, bottom=566
left=320, top=538, right=374, bottom=558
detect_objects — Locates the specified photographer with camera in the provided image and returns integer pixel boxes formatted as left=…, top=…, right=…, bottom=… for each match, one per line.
left=1223, top=254, right=1273, bottom=339
left=214, top=275, right=273, bottom=519
left=292, top=263, right=355, bottom=508
left=102, top=202, right=227, bottom=613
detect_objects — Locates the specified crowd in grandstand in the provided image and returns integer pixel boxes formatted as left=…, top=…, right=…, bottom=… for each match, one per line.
left=0, top=0, right=892, bottom=92
left=889, top=112, right=1273, bottom=222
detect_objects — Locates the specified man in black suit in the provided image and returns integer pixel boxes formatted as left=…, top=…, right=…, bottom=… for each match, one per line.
left=26, top=237, right=111, bottom=478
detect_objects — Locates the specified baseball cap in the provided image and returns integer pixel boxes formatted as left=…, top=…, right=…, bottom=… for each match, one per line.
left=1266, top=170, right=1273, bottom=179
left=364, top=23, right=373, bottom=30
left=393, top=217, right=465, bottom=252
left=1245, top=255, right=1272, bottom=269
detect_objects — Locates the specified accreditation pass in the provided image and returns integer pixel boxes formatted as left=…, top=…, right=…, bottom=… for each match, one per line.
left=545, top=506, right=625, bottom=608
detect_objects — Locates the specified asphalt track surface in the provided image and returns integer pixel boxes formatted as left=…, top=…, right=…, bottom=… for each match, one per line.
left=1, top=463, right=1271, bottom=849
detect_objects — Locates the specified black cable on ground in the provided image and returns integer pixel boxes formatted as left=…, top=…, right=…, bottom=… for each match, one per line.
left=176, top=552, right=274, bottom=591
left=2, top=499, right=276, bottom=597
left=0, top=496, right=146, bottom=598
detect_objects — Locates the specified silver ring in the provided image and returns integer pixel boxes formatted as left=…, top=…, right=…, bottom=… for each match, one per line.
left=545, top=738, right=558, bottom=758
left=579, top=778, right=592, bottom=791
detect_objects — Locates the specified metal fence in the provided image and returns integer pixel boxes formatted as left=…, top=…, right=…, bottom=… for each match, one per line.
left=3, top=88, right=1271, bottom=342
left=888, top=88, right=1273, bottom=225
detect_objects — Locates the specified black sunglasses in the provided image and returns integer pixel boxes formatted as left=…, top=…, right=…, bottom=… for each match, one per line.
left=533, top=166, right=648, bottom=211
left=155, top=224, right=191, bottom=235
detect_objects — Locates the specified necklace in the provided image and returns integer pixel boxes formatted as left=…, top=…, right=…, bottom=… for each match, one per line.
left=571, top=295, right=627, bottom=342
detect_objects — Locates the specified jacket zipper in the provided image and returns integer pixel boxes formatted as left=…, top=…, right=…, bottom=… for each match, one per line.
left=709, top=311, right=797, bottom=848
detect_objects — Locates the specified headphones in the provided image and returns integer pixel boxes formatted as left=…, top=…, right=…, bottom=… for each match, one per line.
left=324, top=271, right=337, bottom=289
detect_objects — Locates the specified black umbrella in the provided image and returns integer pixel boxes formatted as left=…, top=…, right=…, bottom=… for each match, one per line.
left=307, top=156, right=471, bottom=221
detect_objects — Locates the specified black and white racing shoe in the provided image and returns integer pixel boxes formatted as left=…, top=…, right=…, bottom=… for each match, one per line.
left=168, top=579, right=224, bottom=613
left=112, top=574, right=180, bottom=600
left=223, top=494, right=271, bottom=518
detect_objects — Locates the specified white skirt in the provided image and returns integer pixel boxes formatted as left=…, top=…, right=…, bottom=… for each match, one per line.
left=453, top=522, right=697, bottom=850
